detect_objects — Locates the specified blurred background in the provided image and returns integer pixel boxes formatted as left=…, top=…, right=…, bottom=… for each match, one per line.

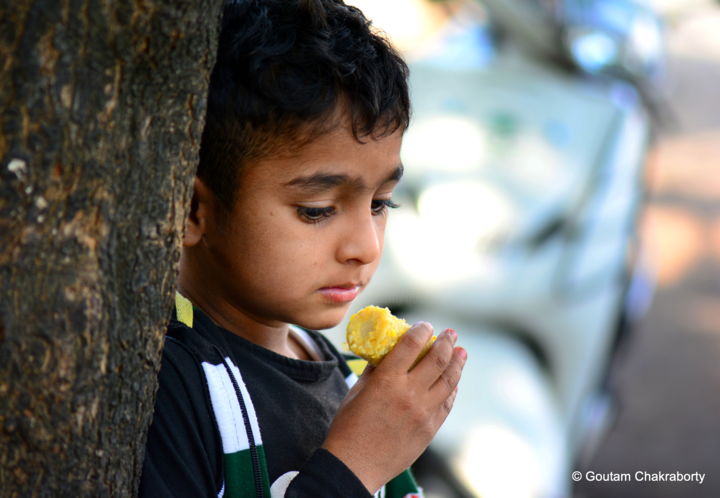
left=339, top=0, right=720, bottom=496
left=573, top=1, right=720, bottom=496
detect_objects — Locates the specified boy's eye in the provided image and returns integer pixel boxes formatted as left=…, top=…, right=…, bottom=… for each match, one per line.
left=297, top=206, right=335, bottom=223
left=371, top=199, right=399, bottom=215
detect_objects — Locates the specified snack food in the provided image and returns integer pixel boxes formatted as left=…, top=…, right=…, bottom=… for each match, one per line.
left=346, top=305, right=436, bottom=366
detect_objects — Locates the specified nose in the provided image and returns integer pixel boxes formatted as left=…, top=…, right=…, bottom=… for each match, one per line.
left=337, top=212, right=382, bottom=265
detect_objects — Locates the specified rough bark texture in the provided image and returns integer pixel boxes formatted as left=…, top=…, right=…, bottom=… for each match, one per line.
left=0, top=0, right=223, bottom=495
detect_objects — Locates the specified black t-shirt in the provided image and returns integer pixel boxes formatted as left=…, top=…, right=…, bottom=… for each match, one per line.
left=139, top=309, right=372, bottom=498
left=221, top=324, right=348, bottom=483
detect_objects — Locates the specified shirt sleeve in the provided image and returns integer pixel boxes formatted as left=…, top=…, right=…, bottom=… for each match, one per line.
left=139, top=338, right=223, bottom=498
left=284, top=448, right=373, bottom=498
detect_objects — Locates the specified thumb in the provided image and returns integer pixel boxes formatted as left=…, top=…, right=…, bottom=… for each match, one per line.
left=346, top=362, right=375, bottom=396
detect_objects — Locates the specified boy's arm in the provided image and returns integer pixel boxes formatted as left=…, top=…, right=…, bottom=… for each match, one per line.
left=323, top=323, right=466, bottom=495
left=139, top=339, right=222, bottom=498
left=279, top=448, right=374, bottom=497
left=272, top=449, right=419, bottom=498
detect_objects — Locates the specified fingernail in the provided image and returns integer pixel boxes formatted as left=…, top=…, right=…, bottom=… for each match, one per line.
left=414, top=321, right=433, bottom=333
left=457, top=347, right=467, bottom=361
left=444, top=328, right=457, bottom=342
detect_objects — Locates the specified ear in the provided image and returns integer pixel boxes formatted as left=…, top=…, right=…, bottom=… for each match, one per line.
left=183, top=177, right=216, bottom=247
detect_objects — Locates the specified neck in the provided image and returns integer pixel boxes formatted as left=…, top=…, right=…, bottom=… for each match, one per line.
left=178, top=256, right=311, bottom=360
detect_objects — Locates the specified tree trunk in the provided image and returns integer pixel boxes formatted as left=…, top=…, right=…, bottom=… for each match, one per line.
left=0, top=1, right=223, bottom=495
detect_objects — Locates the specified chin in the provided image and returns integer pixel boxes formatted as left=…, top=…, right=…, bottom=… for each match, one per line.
left=295, top=306, right=348, bottom=331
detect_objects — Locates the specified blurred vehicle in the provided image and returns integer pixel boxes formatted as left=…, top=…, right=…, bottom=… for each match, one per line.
left=328, top=0, right=665, bottom=496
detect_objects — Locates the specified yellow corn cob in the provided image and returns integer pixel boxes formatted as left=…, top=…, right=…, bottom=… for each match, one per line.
left=346, top=305, right=436, bottom=366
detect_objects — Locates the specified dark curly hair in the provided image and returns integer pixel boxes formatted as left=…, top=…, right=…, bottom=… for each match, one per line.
left=198, top=0, right=411, bottom=209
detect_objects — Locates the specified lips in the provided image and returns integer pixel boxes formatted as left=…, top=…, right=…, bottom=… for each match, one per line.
left=318, top=284, right=361, bottom=303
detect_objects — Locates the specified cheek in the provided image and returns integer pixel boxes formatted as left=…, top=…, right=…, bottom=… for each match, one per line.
left=376, top=216, right=388, bottom=248
left=249, top=216, right=324, bottom=272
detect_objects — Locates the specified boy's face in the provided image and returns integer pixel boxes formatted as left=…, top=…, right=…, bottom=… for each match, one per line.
left=186, top=123, right=403, bottom=332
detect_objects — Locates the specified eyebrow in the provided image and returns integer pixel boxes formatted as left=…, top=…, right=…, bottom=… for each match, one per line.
left=285, top=164, right=404, bottom=193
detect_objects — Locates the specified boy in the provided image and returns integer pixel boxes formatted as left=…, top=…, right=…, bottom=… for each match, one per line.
left=140, top=1, right=467, bottom=496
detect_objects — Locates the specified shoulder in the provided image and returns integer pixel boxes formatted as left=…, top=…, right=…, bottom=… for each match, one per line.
left=154, top=323, right=219, bottom=426
left=159, top=321, right=208, bottom=383
left=156, top=318, right=230, bottom=434
left=156, top=319, right=224, bottom=420
left=141, top=320, right=224, bottom=496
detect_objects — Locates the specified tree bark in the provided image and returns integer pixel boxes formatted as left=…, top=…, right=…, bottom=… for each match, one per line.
left=0, top=0, right=223, bottom=495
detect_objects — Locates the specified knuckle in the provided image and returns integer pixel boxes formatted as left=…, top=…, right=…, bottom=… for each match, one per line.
left=402, top=331, right=426, bottom=350
left=391, top=388, right=417, bottom=413
left=406, top=401, right=431, bottom=423
left=432, top=349, right=450, bottom=370
left=408, top=407, right=426, bottom=428
left=397, top=395, right=415, bottom=414
left=422, top=425, right=436, bottom=441
left=441, top=372, right=456, bottom=392
left=418, top=418, right=436, bottom=440
left=442, top=396, right=454, bottom=414
left=447, top=363, right=463, bottom=385
left=373, top=373, right=396, bottom=392
left=442, top=390, right=458, bottom=413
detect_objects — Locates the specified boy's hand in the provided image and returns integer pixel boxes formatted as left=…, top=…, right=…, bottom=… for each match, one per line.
left=323, top=322, right=467, bottom=494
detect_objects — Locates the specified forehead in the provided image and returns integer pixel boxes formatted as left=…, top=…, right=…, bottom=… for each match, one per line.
left=237, top=124, right=404, bottom=191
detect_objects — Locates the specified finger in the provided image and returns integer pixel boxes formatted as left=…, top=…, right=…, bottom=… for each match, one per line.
left=430, top=347, right=466, bottom=401
left=427, top=384, right=460, bottom=432
left=347, top=363, right=375, bottom=394
left=378, top=321, right=434, bottom=374
left=409, top=328, right=457, bottom=385
left=442, top=385, right=459, bottom=416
